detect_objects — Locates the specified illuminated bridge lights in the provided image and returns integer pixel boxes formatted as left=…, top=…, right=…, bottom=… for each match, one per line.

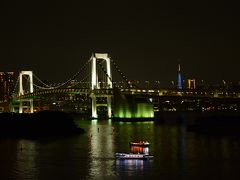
left=15, top=88, right=240, bottom=100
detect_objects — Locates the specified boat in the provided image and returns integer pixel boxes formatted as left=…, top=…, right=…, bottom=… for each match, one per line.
left=115, top=153, right=153, bottom=160
left=129, top=141, right=150, bottom=147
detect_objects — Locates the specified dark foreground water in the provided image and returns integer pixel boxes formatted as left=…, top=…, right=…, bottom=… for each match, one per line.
left=1, top=118, right=240, bottom=180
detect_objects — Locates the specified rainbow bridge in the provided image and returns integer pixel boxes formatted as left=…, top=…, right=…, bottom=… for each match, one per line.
left=10, top=53, right=240, bottom=119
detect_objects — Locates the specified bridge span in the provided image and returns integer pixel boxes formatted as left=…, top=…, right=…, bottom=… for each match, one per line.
left=9, top=53, right=240, bottom=118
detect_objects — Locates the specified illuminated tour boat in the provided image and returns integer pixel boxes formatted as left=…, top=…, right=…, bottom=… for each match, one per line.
left=115, top=153, right=153, bottom=160
left=129, top=141, right=150, bottom=147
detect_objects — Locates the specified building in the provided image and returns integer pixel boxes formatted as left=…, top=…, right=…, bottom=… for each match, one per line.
left=0, top=72, right=15, bottom=102
left=187, top=79, right=196, bottom=89
left=177, top=63, right=183, bottom=90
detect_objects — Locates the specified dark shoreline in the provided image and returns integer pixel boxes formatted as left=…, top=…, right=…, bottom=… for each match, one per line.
left=111, top=111, right=240, bottom=136
left=0, top=111, right=85, bottom=138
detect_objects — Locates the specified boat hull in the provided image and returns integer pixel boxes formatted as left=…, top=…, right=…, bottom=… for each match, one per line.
left=115, top=153, right=153, bottom=160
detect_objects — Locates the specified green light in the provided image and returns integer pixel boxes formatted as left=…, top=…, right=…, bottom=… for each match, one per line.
left=29, top=96, right=41, bottom=99
left=114, top=102, right=154, bottom=118
left=135, top=103, right=154, bottom=118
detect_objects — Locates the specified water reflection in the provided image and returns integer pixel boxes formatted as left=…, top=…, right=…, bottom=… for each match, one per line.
left=116, top=159, right=152, bottom=177
left=16, top=140, right=37, bottom=179
left=2, top=118, right=240, bottom=179
left=88, top=120, right=115, bottom=178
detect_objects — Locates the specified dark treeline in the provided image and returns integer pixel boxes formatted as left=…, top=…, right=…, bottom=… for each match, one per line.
left=0, top=111, right=84, bottom=138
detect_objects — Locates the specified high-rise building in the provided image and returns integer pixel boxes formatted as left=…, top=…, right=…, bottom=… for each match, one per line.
left=177, top=63, right=182, bottom=90
left=0, top=72, right=15, bottom=102
left=187, top=79, right=196, bottom=89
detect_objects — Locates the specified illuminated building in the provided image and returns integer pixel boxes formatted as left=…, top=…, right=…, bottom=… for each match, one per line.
left=0, top=72, right=15, bottom=101
left=177, top=63, right=182, bottom=90
left=187, top=79, right=196, bottom=89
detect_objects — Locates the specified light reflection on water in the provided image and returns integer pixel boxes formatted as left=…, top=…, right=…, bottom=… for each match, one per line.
left=1, top=118, right=240, bottom=179
left=15, top=140, right=38, bottom=179
left=116, top=159, right=153, bottom=178
left=88, top=119, right=116, bottom=179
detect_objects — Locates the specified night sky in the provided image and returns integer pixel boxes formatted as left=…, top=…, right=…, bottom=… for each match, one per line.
left=0, top=1, right=239, bottom=86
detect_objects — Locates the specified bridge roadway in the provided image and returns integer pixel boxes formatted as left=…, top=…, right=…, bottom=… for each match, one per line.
left=13, top=87, right=240, bottom=100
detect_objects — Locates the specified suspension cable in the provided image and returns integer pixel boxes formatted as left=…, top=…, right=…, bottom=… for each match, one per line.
left=110, top=59, right=131, bottom=88
left=30, top=58, right=91, bottom=90
left=48, top=58, right=92, bottom=89
left=33, top=73, right=51, bottom=87
left=66, top=73, right=91, bottom=88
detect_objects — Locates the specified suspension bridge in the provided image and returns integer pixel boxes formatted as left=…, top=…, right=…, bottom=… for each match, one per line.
left=11, top=53, right=145, bottom=118
left=9, top=53, right=240, bottom=118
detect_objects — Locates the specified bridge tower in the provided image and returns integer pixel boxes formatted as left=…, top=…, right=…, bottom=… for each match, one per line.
left=18, top=71, right=34, bottom=113
left=90, top=53, right=113, bottom=118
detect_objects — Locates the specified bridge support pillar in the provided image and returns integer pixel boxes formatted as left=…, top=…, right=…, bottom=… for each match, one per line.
left=19, top=101, right=23, bottom=113
left=10, top=103, right=15, bottom=113
left=19, top=99, right=34, bottom=113
left=90, top=95, right=112, bottom=118
left=30, top=99, right=33, bottom=113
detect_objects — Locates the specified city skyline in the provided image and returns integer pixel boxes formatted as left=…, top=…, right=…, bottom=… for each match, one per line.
left=0, top=1, right=239, bottom=86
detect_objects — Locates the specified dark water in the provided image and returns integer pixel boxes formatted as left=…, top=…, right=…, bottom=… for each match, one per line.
left=1, top=118, right=240, bottom=180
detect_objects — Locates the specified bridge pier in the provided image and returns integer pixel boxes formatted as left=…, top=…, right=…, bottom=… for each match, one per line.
left=19, top=100, right=22, bottom=113
left=19, top=99, right=33, bottom=113
left=90, top=93, right=112, bottom=119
